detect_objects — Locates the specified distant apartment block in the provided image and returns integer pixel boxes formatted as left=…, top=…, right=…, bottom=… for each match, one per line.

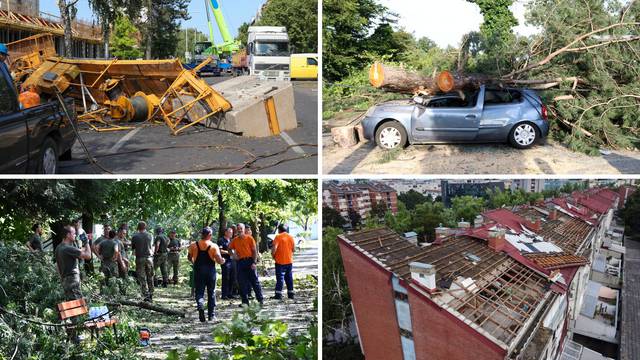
left=338, top=187, right=634, bottom=360
left=323, top=182, right=398, bottom=220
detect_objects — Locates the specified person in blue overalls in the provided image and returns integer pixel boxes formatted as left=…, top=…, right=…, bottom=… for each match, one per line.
left=217, top=226, right=236, bottom=300
left=188, top=227, right=226, bottom=322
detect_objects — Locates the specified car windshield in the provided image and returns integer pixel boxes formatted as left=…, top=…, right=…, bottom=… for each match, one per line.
left=254, top=41, right=289, bottom=57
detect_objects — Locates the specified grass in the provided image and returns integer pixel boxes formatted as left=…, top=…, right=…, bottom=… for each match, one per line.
left=376, top=148, right=402, bottom=164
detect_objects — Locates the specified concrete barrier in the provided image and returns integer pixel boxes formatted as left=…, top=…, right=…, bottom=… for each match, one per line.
left=209, top=76, right=297, bottom=137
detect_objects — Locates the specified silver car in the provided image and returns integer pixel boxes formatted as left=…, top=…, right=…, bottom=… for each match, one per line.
left=362, top=85, right=549, bottom=149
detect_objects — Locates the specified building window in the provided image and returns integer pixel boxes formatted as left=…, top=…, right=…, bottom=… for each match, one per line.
left=394, top=291, right=408, bottom=301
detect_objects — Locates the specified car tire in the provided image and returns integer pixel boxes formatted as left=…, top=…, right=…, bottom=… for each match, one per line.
left=37, top=137, right=58, bottom=174
left=375, top=121, right=407, bottom=150
left=509, top=122, right=539, bottom=149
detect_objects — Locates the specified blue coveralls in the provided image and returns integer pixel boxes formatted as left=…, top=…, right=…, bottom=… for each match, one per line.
left=237, top=257, right=264, bottom=305
left=217, top=236, right=235, bottom=299
left=194, top=243, right=217, bottom=317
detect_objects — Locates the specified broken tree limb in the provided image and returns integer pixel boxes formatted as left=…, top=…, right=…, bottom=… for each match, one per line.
left=108, top=300, right=185, bottom=317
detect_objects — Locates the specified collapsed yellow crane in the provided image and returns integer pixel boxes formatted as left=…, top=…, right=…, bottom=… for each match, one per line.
left=9, top=33, right=232, bottom=135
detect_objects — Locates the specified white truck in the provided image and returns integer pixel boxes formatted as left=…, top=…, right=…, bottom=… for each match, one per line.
left=247, top=26, right=291, bottom=81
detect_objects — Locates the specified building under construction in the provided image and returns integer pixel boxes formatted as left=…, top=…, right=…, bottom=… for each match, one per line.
left=0, top=0, right=102, bottom=57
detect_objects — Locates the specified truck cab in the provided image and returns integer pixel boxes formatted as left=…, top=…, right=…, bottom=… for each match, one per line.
left=0, top=63, right=76, bottom=173
left=247, top=26, right=290, bottom=81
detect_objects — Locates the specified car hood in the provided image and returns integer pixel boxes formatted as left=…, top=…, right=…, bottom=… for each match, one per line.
left=367, top=99, right=415, bottom=116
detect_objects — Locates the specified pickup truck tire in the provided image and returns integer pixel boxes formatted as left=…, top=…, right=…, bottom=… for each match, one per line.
left=375, top=121, right=407, bottom=150
left=37, top=137, right=58, bottom=174
left=509, top=122, right=539, bottom=149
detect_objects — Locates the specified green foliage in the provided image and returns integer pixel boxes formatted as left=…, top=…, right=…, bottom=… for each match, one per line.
left=397, top=190, right=427, bottom=211
left=384, top=202, right=413, bottom=234
left=236, top=22, right=250, bottom=48
left=622, top=188, right=640, bottom=234
left=322, top=206, right=346, bottom=228
left=321, top=227, right=351, bottom=338
left=0, top=244, right=140, bottom=359
left=110, top=14, right=143, bottom=59
left=256, top=0, right=318, bottom=53
left=451, top=196, right=486, bottom=225
left=147, top=0, right=190, bottom=59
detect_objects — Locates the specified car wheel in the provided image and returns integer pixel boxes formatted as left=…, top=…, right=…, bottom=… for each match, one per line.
left=375, top=121, right=407, bottom=150
left=509, top=122, right=539, bottom=149
left=38, top=137, right=58, bottom=174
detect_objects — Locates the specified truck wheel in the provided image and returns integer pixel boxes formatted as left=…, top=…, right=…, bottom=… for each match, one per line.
left=509, top=122, right=539, bottom=149
left=38, top=137, right=58, bottom=174
left=375, top=121, right=407, bottom=150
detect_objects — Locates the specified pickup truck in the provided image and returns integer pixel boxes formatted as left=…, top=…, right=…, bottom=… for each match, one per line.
left=0, top=63, right=76, bottom=174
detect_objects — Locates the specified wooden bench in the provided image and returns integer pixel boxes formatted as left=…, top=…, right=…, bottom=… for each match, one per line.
left=57, top=299, right=119, bottom=341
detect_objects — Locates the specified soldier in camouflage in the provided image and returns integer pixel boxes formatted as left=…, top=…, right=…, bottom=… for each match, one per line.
left=97, top=229, right=120, bottom=286
left=55, top=225, right=92, bottom=300
left=131, top=221, right=155, bottom=302
left=154, top=227, right=170, bottom=288
left=168, top=230, right=181, bottom=285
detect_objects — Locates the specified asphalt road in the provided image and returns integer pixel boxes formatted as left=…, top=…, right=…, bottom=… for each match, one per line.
left=58, top=76, right=318, bottom=174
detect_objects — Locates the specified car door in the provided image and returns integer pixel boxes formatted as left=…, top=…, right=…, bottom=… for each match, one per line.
left=412, top=93, right=481, bottom=142
left=478, top=89, right=524, bottom=141
left=0, top=68, right=28, bottom=173
left=305, top=56, right=318, bottom=79
left=23, top=101, right=61, bottom=171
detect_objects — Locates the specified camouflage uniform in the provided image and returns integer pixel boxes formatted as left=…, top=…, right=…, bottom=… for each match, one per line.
left=131, top=231, right=155, bottom=300
left=154, top=233, right=170, bottom=286
left=55, top=243, right=83, bottom=300
left=168, top=237, right=181, bottom=284
left=98, top=238, right=119, bottom=281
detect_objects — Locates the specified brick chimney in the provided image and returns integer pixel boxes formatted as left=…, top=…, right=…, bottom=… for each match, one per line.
left=435, top=224, right=448, bottom=243
left=410, top=262, right=436, bottom=292
left=474, top=215, right=484, bottom=228
left=488, top=229, right=506, bottom=252
left=548, top=208, right=559, bottom=221
left=526, top=216, right=541, bottom=232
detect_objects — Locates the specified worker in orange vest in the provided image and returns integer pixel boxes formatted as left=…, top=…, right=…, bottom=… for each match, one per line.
left=271, top=224, right=296, bottom=300
left=188, top=227, right=225, bottom=322
left=229, top=223, right=264, bottom=306
left=19, top=85, right=40, bottom=109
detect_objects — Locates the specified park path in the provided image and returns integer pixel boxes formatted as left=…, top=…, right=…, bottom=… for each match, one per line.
left=136, top=241, right=318, bottom=359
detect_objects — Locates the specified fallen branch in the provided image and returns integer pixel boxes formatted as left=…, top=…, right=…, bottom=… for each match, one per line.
left=108, top=300, right=185, bottom=317
left=504, top=22, right=640, bottom=78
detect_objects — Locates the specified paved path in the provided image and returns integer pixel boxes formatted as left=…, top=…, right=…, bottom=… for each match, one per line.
left=137, top=243, right=318, bottom=359
left=620, top=238, right=640, bottom=360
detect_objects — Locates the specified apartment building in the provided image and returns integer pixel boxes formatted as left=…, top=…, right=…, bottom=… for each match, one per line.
left=323, top=182, right=398, bottom=220
left=338, top=188, right=622, bottom=360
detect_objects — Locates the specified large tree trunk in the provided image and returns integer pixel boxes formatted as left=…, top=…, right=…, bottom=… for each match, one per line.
left=102, top=21, right=110, bottom=59
left=217, top=183, right=226, bottom=239
left=57, top=0, right=77, bottom=57
left=145, top=0, right=153, bottom=60
left=369, top=62, right=490, bottom=94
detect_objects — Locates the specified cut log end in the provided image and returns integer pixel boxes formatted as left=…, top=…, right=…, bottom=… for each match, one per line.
left=331, top=126, right=358, bottom=148
left=369, top=62, right=385, bottom=88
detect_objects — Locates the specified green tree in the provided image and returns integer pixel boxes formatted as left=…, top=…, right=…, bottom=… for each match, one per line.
left=323, top=0, right=388, bottom=80
left=256, top=0, right=318, bottom=53
left=236, top=22, right=250, bottom=48
left=322, top=226, right=353, bottom=341
left=347, top=208, right=361, bottom=228
left=370, top=200, right=388, bottom=220
left=384, top=201, right=413, bottom=234
left=451, top=196, right=485, bottom=226
left=110, top=14, right=144, bottom=59
left=622, top=188, right=640, bottom=235
left=142, top=0, right=190, bottom=59
left=323, top=206, right=347, bottom=228
left=397, top=189, right=428, bottom=210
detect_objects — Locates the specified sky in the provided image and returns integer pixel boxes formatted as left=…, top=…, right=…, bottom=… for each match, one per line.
left=40, top=0, right=266, bottom=40
left=378, top=0, right=540, bottom=48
